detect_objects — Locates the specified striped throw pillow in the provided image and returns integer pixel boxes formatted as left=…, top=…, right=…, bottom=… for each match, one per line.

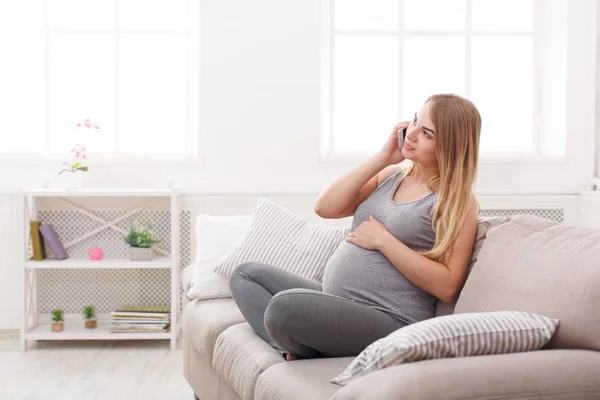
left=213, top=197, right=351, bottom=282
left=330, top=311, right=559, bottom=386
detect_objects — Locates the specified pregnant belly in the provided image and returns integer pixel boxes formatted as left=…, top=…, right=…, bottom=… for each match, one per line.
left=322, top=241, right=398, bottom=302
left=322, top=241, right=437, bottom=325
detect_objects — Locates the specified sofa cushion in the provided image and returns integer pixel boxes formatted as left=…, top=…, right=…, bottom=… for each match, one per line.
left=454, top=214, right=600, bottom=351
left=331, top=311, right=559, bottom=386
left=213, top=323, right=285, bottom=400
left=181, top=297, right=245, bottom=364
left=188, top=268, right=233, bottom=301
left=255, top=357, right=352, bottom=400
left=188, top=214, right=253, bottom=300
left=434, top=216, right=508, bottom=317
left=330, top=350, right=600, bottom=400
left=214, top=197, right=350, bottom=282
left=183, top=331, right=234, bottom=400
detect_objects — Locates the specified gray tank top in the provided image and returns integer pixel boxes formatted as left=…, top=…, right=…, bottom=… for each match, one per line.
left=322, top=167, right=438, bottom=325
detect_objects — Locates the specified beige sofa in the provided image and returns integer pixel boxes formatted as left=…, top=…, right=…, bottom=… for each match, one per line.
left=180, top=215, right=600, bottom=400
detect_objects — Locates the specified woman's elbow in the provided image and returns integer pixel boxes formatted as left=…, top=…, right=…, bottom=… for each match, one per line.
left=438, top=284, right=461, bottom=304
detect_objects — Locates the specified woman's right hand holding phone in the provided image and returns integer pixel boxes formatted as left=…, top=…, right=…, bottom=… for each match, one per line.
left=378, top=121, right=411, bottom=165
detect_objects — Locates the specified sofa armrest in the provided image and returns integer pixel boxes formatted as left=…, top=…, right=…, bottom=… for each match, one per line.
left=181, top=262, right=194, bottom=294
left=330, top=350, right=600, bottom=400
left=181, top=263, right=195, bottom=308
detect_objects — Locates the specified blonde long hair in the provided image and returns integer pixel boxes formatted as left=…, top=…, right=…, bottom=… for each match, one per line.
left=401, top=94, right=481, bottom=264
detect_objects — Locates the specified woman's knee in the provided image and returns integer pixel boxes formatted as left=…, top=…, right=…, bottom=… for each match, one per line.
left=264, top=289, right=311, bottom=334
left=230, top=261, right=260, bottom=281
left=231, top=261, right=274, bottom=278
left=229, top=261, right=272, bottom=292
left=229, top=261, right=252, bottom=292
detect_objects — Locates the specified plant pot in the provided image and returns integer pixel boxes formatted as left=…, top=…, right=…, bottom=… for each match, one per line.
left=85, top=319, right=97, bottom=329
left=61, top=171, right=84, bottom=190
left=128, top=246, right=154, bottom=261
left=51, top=321, right=64, bottom=332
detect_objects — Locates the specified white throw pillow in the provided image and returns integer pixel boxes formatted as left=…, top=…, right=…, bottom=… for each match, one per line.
left=330, top=311, right=559, bottom=386
left=186, top=214, right=252, bottom=300
left=187, top=269, right=234, bottom=301
left=213, top=197, right=351, bottom=282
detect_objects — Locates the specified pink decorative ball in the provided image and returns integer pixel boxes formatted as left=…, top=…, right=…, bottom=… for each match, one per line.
left=89, top=246, right=103, bottom=260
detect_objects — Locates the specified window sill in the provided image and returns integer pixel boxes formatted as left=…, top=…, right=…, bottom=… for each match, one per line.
left=318, top=152, right=569, bottom=165
left=0, top=155, right=206, bottom=167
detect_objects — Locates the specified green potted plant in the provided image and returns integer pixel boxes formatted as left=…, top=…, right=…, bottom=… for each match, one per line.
left=51, top=308, right=64, bottom=332
left=124, top=223, right=160, bottom=261
left=83, top=305, right=97, bottom=329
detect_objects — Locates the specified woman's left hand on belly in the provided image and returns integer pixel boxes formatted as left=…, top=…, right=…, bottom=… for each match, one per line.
left=345, top=215, right=392, bottom=250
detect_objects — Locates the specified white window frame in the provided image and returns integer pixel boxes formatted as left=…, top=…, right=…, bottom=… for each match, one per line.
left=0, top=0, right=202, bottom=166
left=320, top=0, right=581, bottom=166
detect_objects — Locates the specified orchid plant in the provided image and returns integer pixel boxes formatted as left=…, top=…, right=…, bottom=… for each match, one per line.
left=58, top=118, right=99, bottom=175
left=59, top=143, right=88, bottom=174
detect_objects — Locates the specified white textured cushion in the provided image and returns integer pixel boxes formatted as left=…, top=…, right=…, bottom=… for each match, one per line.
left=187, top=214, right=252, bottom=300
left=330, top=311, right=559, bottom=386
left=214, top=197, right=351, bottom=282
left=188, top=269, right=233, bottom=301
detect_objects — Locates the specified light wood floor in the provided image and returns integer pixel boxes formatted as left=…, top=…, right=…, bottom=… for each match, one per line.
left=0, top=330, right=194, bottom=400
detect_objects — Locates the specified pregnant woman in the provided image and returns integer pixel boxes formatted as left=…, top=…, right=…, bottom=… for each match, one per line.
left=229, top=93, right=481, bottom=361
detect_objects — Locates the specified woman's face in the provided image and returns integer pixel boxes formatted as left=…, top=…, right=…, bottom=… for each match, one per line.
left=402, top=102, right=438, bottom=167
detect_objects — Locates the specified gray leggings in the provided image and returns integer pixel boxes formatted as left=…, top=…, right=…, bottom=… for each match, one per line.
left=228, top=261, right=407, bottom=359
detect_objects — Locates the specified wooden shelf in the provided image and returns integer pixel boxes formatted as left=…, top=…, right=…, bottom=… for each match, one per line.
left=25, top=320, right=172, bottom=341
left=25, top=257, right=173, bottom=269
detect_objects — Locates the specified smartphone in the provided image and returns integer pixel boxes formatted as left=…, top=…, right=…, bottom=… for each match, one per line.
left=397, top=127, right=407, bottom=148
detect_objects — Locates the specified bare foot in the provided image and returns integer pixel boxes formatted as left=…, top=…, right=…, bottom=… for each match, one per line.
left=285, top=353, right=299, bottom=361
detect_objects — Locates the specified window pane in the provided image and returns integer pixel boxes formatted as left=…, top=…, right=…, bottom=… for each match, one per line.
left=48, top=34, right=115, bottom=153
left=471, top=37, right=533, bottom=153
left=404, top=0, right=466, bottom=31
left=333, top=36, right=398, bottom=152
left=119, top=34, right=186, bottom=153
left=49, top=0, right=115, bottom=30
left=403, top=37, right=465, bottom=118
left=0, top=33, right=45, bottom=152
left=334, top=0, right=397, bottom=31
left=0, top=0, right=45, bottom=29
left=119, top=0, right=186, bottom=31
left=472, top=0, right=533, bottom=31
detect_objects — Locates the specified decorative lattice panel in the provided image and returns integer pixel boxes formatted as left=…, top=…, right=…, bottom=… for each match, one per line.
left=34, top=209, right=191, bottom=318
left=480, top=209, right=564, bottom=223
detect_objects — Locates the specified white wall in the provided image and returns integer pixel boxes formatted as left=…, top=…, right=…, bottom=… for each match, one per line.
left=0, top=0, right=597, bottom=195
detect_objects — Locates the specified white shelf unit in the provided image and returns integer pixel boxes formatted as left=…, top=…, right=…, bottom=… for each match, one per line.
left=17, top=187, right=181, bottom=351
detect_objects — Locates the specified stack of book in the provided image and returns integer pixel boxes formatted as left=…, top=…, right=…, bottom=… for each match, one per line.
left=109, top=305, right=170, bottom=333
left=30, top=221, right=68, bottom=261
